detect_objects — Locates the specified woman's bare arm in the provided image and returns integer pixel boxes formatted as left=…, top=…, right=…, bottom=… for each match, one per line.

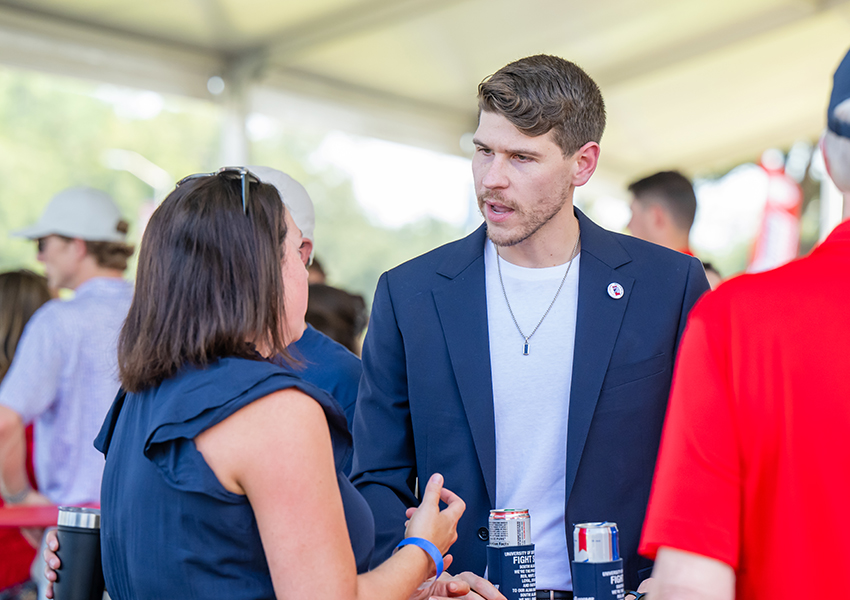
left=196, top=388, right=464, bottom=600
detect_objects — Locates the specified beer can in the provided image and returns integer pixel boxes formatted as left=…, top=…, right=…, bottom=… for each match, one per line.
left=573, top=522, right=620, bottom=563
left=488, top=509, right=531, bottom=547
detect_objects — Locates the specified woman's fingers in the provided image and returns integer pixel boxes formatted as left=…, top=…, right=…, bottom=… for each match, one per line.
left=439, top=486, right=466, bottom=520
left=442, top=554, right=453, bottom=572
left=47, top=529, right=59, bottom=551
left=454, top=571, right=507, bottom=600
left=419, top=472, right=444, bottom=507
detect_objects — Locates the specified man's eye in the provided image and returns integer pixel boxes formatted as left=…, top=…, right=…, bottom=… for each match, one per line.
left=476, top=147, right=492, bottom=155
left=514, top=154, right=530, bottom=162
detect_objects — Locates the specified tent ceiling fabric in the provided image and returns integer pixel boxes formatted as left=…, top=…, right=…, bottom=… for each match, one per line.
left=0, top=0, right=849, bottom=184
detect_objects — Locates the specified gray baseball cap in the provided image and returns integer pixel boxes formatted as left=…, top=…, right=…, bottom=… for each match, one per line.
left=247, top=166, right=316, bottom=259
left=12, top=187, right=127, bottom=242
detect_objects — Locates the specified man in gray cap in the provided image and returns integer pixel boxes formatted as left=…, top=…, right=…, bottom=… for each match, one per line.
left=0, top=187, right=134, bottom=520
left=638, top=46, right=850, bottom=600
left=248, top=166, right=317, bottom=266
left=248, top=167, right=362, bottom=450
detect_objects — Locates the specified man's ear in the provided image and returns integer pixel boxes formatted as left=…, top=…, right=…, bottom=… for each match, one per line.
left=299, top=239, right=314, bottom=268
left=650, top=203, right=667, bottom=229
left=571, top=141, right=601, bottom=187
left=71, top=238, right=89, bottom=260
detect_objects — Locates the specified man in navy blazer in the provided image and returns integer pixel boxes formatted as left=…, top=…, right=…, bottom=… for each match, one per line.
left=350, top=55, right=709, bottom=595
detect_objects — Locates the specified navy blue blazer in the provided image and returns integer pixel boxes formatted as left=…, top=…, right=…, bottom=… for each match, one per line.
left=350, top=209, right=710, bottom=589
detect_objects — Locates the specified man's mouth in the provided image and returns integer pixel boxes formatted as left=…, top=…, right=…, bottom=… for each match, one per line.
left=488, top=202, right=512, bottom=215
left=482, top=199, right=516, bottom=223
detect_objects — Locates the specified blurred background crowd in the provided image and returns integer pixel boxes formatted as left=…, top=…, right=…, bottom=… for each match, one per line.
left=0, top=2, right=849, bottom=599
left=0, top=0, right=848, bottom=305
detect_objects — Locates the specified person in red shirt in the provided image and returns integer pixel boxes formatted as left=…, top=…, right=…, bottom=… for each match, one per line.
left=637, top=46, right=850, bottom=600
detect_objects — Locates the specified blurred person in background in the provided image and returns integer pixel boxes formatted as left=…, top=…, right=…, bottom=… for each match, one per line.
left=303, top=281, right=367, bottom=429
left=627, top=171, right=696, bottom=255
left=0, top=188, right=133, bottom=542
left=248, top=166, right=316, bottom=267
left=637, top=46, right=850, bottom=600
left=44, top=168, right=498, bottom=600
left=249, top=167, right=363, bottom=446
left=306, top=283, right=368, bottom=357
left=0, top=271, right=51, bottom=393
left=627, top=170, right=722, bottom=288
left=0, top=270, right=50, bottom=600
left=699, top=261, right=722, bottom=290
left=308, top=256, right=328, bottom=284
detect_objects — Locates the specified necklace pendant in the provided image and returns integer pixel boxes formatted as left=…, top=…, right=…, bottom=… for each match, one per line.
left=522, top=340, right=530, bottom=356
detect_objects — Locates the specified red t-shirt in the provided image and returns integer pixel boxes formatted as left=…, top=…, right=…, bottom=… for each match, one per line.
left=640, top=220, right=850, bottom=599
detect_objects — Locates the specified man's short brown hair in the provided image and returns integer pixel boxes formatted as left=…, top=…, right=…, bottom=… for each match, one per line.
left=628, top=171, right=697, bottom=233
left=477, top=54, right=606, bottom=156
left=85, top=220, right=134, bottom=270
left=59, top=221, right=134, bottom=271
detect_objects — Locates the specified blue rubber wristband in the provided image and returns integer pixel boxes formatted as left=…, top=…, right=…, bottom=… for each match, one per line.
left=396, top=537, right=444, bottom=579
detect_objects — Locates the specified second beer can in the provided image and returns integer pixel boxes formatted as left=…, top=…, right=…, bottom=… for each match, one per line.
left=573, top=522, right=620, bottom=563
left=488, top=509, right=531, bottom=547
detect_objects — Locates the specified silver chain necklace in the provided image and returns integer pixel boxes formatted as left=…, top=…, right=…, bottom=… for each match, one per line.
left=495, top=228, right=580, bottom=356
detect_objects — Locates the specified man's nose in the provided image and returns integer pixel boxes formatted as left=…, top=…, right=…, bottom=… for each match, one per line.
left=480, top=156, right=509, bottom=189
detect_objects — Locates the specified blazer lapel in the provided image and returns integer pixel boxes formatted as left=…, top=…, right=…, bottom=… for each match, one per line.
left=432, top=225, right=497, bottom=507
left=565, top=210, right=633, bottom=502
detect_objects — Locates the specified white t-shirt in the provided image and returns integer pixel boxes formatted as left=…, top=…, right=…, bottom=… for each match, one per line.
left=485, top=239, right=579, bottom=592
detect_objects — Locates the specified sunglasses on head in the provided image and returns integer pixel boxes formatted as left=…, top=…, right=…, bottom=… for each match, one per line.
left=176, top=167, right=260, bottom=214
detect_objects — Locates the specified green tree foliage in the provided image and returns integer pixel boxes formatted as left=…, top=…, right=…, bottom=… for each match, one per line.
left=0, top=66, right=470, bottom=305
left=0, top=67, right=221, bottom=274
left=250, top=132, right=470, bottom=305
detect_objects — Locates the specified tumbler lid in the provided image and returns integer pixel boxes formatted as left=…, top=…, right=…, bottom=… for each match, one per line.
left=57, top=507, right=101, bottom=529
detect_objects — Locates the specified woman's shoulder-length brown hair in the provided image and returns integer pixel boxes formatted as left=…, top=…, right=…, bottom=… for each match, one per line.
left=118, top=174, right=290, bottom=393
left=0, top=269, right=51, bottom=382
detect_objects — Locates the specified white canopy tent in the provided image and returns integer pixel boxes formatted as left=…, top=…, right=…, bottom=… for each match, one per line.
left=0, top=0, right=848, bottom=190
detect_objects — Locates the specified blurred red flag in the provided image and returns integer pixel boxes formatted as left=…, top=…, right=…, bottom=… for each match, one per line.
left=747, top=156, right=803, bottom=273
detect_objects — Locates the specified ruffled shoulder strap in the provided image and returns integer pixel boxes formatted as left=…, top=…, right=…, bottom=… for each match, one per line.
left=94, top=388, right=127, bottom=457
left=96, top=357, right=352, bottom=498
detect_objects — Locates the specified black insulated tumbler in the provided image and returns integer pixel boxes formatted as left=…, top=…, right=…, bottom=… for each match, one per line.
left=54, top=507, right=105, bottom=600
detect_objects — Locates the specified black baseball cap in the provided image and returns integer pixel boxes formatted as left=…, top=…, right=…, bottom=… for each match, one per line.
left=828, top=47, right=850, bottom=139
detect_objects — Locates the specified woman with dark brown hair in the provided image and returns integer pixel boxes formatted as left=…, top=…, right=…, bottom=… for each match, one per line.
left=0, top=271, right=52, bottom=382
left=0, top=270, right=51, bottom=597
left=43, top=168, right=490, bottom=600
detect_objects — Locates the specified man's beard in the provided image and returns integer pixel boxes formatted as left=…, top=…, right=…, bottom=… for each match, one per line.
left=478, top=190, right=569, bottom=248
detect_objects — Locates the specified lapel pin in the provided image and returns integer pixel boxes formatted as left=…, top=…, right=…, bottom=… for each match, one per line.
left=607, top=282, right=625, bottom=299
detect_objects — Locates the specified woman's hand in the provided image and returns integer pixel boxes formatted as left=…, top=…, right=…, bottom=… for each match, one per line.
left=414, top=571, right=507, bottom=600
left=403, top=473, right=465, bottom=558
left=42, top=528, right=60, bottom=599
left=403, top=477, right=504, bottom=600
